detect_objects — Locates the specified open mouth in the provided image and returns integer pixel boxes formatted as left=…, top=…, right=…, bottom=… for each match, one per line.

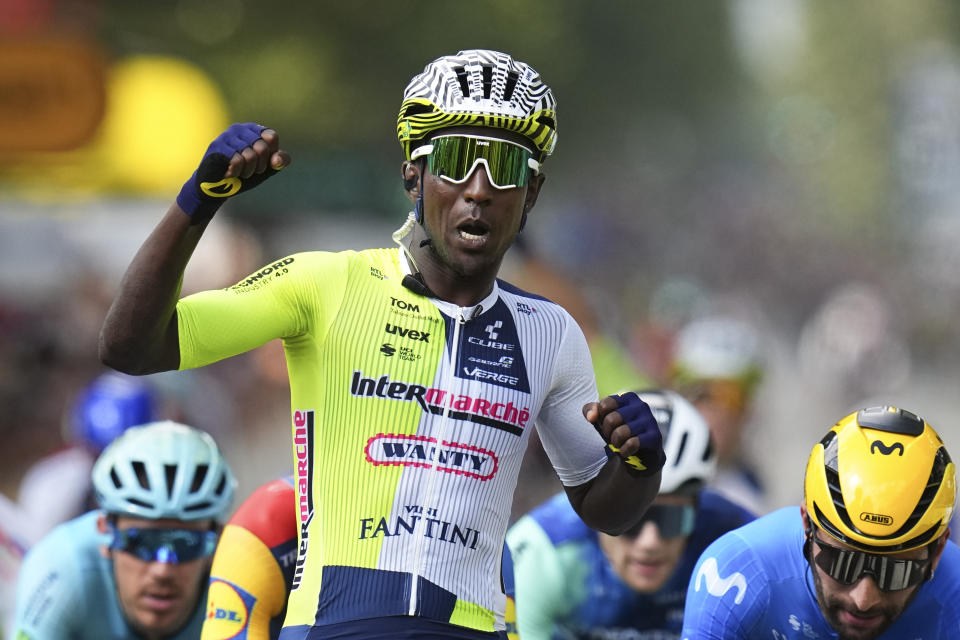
left=456, top=220, right=490, bottom=243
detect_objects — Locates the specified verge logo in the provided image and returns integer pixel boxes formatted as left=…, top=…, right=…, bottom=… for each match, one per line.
left=694, top=557, right=747, bottom=605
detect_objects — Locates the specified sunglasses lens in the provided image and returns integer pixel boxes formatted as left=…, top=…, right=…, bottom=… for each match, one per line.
left=623, top=504, right=696, bottom=539
left=813, top=539, right=927, bottom=591
left=110, top=526, right=217, bottom=564
left=427, top=136, right=534, bottom=189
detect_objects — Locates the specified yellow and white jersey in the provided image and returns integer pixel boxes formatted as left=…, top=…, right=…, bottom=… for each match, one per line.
left=177, top=247, right=606, bottom=636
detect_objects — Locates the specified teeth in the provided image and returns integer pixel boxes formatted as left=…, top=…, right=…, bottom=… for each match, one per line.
left=459, top=230, right=486, bottom=241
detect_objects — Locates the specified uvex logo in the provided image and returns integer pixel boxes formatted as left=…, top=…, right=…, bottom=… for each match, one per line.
left=870, top=440, right=904, bottom=456
left=385, top=323, right=430, bottom=342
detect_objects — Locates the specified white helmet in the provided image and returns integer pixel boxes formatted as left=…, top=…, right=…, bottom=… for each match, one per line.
left=92, top=421, right=236, bottom=521
left=672, top=316, right=763, bottom=384
left=637, top=389, right=717, bottom=494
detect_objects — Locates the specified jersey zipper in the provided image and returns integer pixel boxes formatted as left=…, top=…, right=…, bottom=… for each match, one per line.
left=408, top=306, right=471, bottom=616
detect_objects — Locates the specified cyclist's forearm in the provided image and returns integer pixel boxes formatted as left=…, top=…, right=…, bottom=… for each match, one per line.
left=99, top=204, right=205, bottom=374
left=564, top=462, right=660, bottom=535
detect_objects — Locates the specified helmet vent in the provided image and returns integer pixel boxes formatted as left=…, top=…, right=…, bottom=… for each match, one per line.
left=702, top=436, right=714, bottom=462
left=185, top=501, right=211, bottom=512
left=110, top=467, right=122, bottom=489
left=481, top=64, right=493, bottom=99
left=503, top=71, right=519, bottom=102
left=675, top=431, right=689, bottom=463
left=128, top=497, right=152, bottom=509
left=537, top=115, right=555, bottom=129
left=191, top=464, right=209, bottom=493
left=132, top=461, right=150, bottom=490
left=214, top=473, right=227, bottom=496
left=165, top=464, right=178, bottom=499
left=857, top=406, right=924, bottom=436
left=453, top=66, right=470, bottom=97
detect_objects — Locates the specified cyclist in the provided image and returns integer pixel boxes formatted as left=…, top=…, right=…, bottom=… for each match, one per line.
left=668, top=315, right=767, bottom=514
left=682, top=405, right=959, bottom=638
left=13, top=420, right=236, bottom=639
left=507, top=389, right=754, bottom=639
left=98, top=48, right=665, bottom=639
left=200, top=476, right=520, bottom=640
left=18, top=371, right=158, bottom=539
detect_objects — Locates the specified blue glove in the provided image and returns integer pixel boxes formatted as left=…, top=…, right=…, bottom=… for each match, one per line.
left=176, top=123, right=280, bottom=222
left=602, top=392, right=666, bottom=476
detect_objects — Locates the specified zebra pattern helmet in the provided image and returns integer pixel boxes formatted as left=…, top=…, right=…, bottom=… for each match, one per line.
left=397, top=49, right=558, bottom=162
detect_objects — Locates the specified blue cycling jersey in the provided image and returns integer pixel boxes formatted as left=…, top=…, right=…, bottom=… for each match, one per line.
left=682, top=506, right=960, bottom=639
left=13, top=511, right=207, bottom=639
left=507, top=490, right=754, bottom=639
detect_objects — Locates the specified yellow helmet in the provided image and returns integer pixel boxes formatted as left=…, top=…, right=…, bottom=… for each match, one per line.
left=805, top=406, right=955, bottom=553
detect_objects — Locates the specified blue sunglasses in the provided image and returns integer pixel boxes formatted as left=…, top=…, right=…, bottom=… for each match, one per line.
left=107, top=523, right=218, bottom=564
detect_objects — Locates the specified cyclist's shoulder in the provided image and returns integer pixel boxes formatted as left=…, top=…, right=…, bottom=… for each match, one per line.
left=512, top=493, right=592, bottom=547
left=228, top=476, right=297, bottom=547
left=698, top=507, right=799, bottom=566
left=697, top=490, right=758, bottom=530
left=23, top=511, right=102, bottom=566
left=495, top=278, right=572, bottom=321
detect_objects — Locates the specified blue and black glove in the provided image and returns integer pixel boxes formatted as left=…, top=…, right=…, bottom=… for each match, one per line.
left=176, top=122, right=280, bottom=223
left=601, top=392, right=666, bottom=476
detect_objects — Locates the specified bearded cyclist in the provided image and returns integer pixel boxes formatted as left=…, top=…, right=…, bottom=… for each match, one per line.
left=13, top=421, right=236, bottom=639
left=99, top=49, right=665, bottom=639
left=682, top=406, right=960, bottom=638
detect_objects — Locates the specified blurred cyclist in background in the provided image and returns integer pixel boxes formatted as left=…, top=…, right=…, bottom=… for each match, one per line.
left=13, top=421, right=236, bottom=639
left=507, top=389, right=754, bottom=639
left=200, top=476, right=520, bottom=640
left=668, top=315, right=767, bottom=514
left=682, top=406, right=959, bottom=638
left=17, top=371, right=157, bottom=540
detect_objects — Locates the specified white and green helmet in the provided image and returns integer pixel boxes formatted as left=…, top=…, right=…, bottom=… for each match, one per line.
left=397, top=49, right=558, bottom=162
left=92, top=420, right=236, bottom=521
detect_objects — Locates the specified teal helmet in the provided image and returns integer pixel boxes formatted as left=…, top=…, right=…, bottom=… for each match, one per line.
left=92, top=421, right=236, bottom=521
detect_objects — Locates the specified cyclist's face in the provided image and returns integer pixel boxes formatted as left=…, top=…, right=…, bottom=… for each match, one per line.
left=597, top=495, right=693, bottom=593
left=804, top=512, right=943, bottom=640
left=413, top=127, right=543, bottom=285
left=101, top=515, right=213, bottom=638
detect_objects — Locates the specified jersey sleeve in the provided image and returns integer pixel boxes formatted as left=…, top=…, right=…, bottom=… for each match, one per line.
left=178, top=251, right=349, bottom=370
left=535, top=315, right=607, bottom=487
left=13, top=536, right=82, bottom=639
left=506, top=515, right=569, bottom=640
left=681, top=532, right=766, bottom=639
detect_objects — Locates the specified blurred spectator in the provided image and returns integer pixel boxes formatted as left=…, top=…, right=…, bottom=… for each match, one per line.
left=16, top=371, right=157, bottom=540
left=668, top=314, right=768, bottom=514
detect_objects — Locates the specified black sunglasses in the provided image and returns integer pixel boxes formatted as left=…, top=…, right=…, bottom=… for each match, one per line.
left=621, top=504, right=696, bottom=539
left=812, top=533, right=930, bottom=592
